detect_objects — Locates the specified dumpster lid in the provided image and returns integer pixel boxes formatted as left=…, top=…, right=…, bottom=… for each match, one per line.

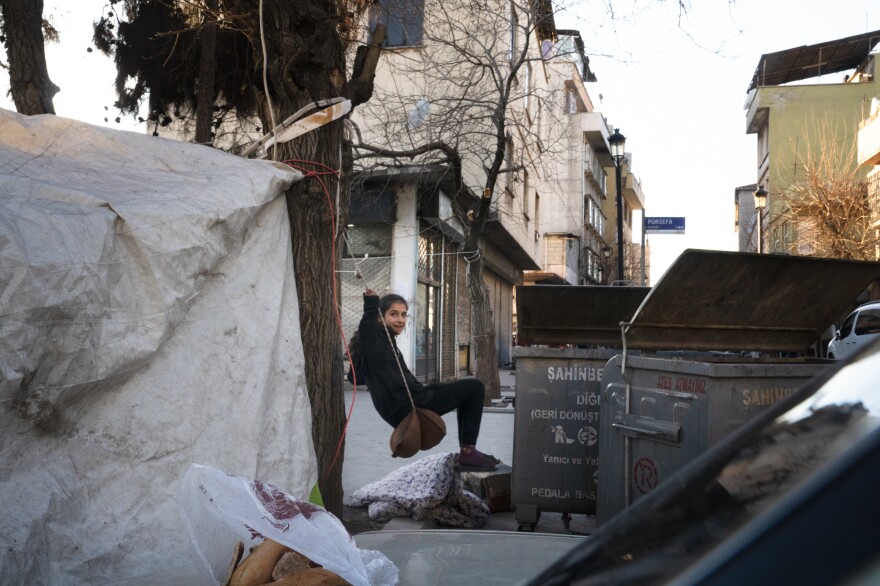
left=516, top=285, right=651, bottom=346
left=624, top=249, right=880, bottom=352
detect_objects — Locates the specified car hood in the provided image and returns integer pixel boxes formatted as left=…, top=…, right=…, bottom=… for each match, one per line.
left=354, top=529, right=584, bottom=585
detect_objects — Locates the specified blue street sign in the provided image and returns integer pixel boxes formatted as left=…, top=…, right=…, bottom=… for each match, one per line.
left=645, top=217, right=685, bottom=234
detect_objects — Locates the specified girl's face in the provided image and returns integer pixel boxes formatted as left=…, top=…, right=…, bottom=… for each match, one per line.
left=383, top=301, right=408, bottom=335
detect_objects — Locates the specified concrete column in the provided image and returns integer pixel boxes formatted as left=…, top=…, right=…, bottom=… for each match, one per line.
left=391, top=186, right=419, bottom=367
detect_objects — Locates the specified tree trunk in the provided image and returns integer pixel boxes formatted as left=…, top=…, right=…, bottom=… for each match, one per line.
left=463, top=185, right=502, bottom=404
left=284, top=147, right=346, bottom=515
left=194, top=1, right=217, bottom=145
left=0, top=0, right=58, bottom=115
left=258, top=0, right=348, bottom=516
left=467, top=255, right=501, bottom=403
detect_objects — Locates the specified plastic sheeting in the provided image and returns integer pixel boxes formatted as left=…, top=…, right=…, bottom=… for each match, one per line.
left=0, top=109, right=318, bottom=584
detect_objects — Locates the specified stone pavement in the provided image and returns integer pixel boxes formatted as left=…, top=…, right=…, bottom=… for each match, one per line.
left=341, top=368, right=597, bottom=535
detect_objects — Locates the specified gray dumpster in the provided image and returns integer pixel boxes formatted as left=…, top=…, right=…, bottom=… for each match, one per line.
left=512, top=285, right=649, bottom=532
left=597, top=249, right=880, bottom=525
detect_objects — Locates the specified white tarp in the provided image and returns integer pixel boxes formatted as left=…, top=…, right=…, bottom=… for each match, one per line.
left=0, top=108, right=318, bottom=584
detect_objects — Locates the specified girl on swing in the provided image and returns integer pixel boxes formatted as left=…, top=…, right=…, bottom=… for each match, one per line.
left=348, top=288, right=500, bottom=472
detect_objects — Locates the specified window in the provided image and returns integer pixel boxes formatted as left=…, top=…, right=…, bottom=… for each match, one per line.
left=757, top=127, right=769, bottom=166
left=536, top=98, right=544, bottom=151
left=566, top=90, right=577, bottom=114
left=855, top=309, right=880, bottom=336
left=344, top=224, right=392, bottom=257
left=418, top=232, right=442, bottom=283
left=840, top=312, right=856, bottom=337
left=524, top=64, right=532, bottom=116
left=373, top=0, right=424, bottom=47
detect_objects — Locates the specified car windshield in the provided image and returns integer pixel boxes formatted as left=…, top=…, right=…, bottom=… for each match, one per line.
left=527, top=341, right=880, bottom=585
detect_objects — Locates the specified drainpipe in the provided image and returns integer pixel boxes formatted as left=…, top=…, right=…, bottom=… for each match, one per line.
left=439, top=238, right=445, bottom=379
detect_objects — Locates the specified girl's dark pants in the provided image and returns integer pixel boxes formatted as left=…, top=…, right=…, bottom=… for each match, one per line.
left=420, top=378, right=485, bottom=446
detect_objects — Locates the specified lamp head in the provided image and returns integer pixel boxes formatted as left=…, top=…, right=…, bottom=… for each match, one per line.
left=753, top=185, right=768, bottom=210
left=609, top=128, right=626, bottom=163
left=601, top=244, right=613, bottom=258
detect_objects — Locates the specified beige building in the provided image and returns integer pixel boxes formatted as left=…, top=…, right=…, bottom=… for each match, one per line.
left=345, top=0, right=586, bottom=378
left=744, top=31, right=880, bottom=255
left=520, top=30, right=647, bottom=287
left=344, top=2, right=645, bottom=379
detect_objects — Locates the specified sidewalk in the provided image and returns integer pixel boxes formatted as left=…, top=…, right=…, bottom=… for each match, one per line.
left=341, top=368, right=597, bottom=535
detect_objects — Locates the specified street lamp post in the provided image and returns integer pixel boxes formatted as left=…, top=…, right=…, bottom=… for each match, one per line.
left=753, top=185, right=767, bottom=254
left=609, top=128, right=626, bottom=284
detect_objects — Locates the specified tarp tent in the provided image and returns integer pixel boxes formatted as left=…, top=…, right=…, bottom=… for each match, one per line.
left=0, top=108, right=317, bottom=583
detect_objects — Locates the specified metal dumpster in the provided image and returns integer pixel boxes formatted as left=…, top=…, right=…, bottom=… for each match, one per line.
left=512, top=285, right=650, bottom=532
left=597, top=249, right=880, bottom=525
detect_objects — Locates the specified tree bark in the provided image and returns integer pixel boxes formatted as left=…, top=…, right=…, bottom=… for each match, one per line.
left=0, top=0, right=58, bottom=115
left=194, top=1, right=217, bottom=145
left=463, top=184, right=502, bottom=404
left=467, top=255, right=502, bottom=403
left=254, top=0, right=378, bottom=516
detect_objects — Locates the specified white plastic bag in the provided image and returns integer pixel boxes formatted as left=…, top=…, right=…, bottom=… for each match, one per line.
left=177, top=464, right=398, bottom=586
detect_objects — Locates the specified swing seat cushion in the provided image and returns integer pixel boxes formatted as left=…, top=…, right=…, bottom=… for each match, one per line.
left=390, top=408, right=446, bottom=458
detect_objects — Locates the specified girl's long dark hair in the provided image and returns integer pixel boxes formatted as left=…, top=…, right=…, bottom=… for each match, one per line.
left=347, top=293, right=408, bottom=362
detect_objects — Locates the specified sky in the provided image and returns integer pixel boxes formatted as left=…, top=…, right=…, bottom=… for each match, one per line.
left=557, top=0, right=877, bottom=280
left=0, top=3, right=134, bottom=129
left=2, top=0, right=877, bottom=280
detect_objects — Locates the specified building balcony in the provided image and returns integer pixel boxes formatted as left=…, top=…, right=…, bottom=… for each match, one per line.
left=575, top=111, right=615, bottom=166
left=623, top=166, right=645, bottom=211
left=858, top=99, right=880, bottom=167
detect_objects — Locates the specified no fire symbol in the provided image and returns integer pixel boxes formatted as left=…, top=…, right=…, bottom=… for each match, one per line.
left=633, top=457, right=659, bottom=495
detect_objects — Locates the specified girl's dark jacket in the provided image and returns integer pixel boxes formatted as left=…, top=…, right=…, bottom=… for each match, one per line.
left=353, top=294, right=434, bottom=427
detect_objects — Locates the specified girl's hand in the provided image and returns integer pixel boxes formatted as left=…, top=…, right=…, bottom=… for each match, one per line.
left=364, top=288, right=377, bottom=297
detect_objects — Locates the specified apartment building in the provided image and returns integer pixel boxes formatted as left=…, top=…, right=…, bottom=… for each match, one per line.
left=744, top=30, right=880, bottom=255
left=343, top=1, right=647, bottom=381
left=519, top=29, right=647, bottom=288
left=343, top=0, right=570, bottom=380
left=521, top=30, right=613, bottom=287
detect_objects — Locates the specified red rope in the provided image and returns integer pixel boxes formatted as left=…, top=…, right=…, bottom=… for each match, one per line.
left=283, top=158, right=357, bottom=485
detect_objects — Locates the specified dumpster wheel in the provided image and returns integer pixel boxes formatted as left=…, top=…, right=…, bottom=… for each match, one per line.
left=562, top=512, right=571, bottom=533
left=517, top=523, right=536, bottom=532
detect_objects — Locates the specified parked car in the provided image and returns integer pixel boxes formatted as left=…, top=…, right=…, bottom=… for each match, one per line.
left=357, top=337, right=880, bottom=585
left=827, top=301, right=880, bottom=359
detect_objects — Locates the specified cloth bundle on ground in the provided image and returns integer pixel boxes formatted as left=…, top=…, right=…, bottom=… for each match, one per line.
left=344, top=453, right=490, bottom=528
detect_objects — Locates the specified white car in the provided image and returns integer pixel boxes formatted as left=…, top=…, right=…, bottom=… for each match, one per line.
left=827, top=301, right=880, bottom=359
